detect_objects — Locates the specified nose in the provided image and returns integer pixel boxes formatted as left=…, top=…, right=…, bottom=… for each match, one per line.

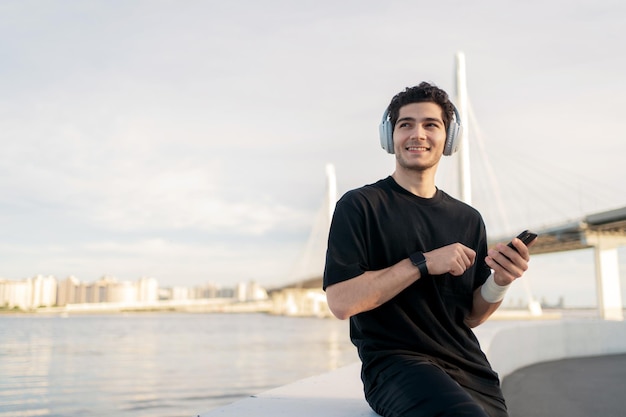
left=410, top=125, right=427, bottom=140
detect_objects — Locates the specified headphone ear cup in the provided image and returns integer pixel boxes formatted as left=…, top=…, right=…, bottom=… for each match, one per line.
left=379, top=110, right=395, bottom=154
left=443, top=105, right=463, bottom=156
left=443, top=121, right=461, bottom=156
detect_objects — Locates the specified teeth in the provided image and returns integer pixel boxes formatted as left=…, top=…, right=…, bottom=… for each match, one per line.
left=407, top=146, right=428, bottom=151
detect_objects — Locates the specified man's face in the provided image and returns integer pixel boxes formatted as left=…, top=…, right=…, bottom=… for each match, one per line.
left=393, top=102, right=447, bottom=172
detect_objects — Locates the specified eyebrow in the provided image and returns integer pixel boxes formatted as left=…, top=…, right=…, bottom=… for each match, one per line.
left=396, top=116, right=443, bottom=124
left=396, top=117, right=415, bottom=124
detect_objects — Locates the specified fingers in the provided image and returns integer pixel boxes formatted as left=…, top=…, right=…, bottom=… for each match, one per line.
left=424, top=243, right=475, bottom=276
left=451, top=245, right=475, bottom=276
left=487, top=242, right=529, bottom=279
left=509, top=238, right=532, bottom=259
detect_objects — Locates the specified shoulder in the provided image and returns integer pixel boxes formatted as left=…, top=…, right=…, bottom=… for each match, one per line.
left=439, top=189, right=483, bottom=218
left=337, top=177, right=395, bottom=207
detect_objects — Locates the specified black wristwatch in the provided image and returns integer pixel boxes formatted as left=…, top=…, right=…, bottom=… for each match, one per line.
left=409, top=251, right=429, bottom=277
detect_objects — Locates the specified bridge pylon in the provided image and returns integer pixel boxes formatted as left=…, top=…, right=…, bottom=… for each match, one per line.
left=585, top=232, right=625, bottom=320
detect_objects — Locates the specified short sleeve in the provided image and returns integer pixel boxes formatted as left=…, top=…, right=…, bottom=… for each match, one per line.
left=323, top=192, right=369, bottom=290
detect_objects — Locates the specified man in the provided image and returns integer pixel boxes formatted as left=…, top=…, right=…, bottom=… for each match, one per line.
left=323, top=82, right=536, bottom=417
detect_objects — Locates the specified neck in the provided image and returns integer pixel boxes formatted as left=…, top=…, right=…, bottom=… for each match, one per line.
left=391, top=168, right=437, bottom=198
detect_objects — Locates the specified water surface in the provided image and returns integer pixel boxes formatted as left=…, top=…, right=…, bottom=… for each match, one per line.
left=0, top=313, right=358, bottom=417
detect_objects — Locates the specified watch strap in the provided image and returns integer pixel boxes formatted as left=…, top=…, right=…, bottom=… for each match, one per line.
left=409, top=251, right=429, bottom=277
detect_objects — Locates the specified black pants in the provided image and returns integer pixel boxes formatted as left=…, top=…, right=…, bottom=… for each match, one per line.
left=365, top=358, right=508, bottom=417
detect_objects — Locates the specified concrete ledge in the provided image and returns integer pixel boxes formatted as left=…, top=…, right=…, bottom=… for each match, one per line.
left=200, top=319, right=626, bottom=417
left=482, top=320, right=626, bottom=378
left=200, top=362, right=375, bottom=417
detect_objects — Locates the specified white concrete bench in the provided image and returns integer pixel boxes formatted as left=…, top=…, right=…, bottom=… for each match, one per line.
left=200, top=362, right=375, bottom=417
left=200, top=319, right=626, bottom=417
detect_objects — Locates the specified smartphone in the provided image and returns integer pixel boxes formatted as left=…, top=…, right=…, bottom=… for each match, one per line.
left=507, top=230, right=537, bottom=253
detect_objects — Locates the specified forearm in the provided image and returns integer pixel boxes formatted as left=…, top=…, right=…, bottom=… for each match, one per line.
left=467, top=235, right=536, bottom=328
left=465, top=287, right=502, bottom=328
left=465, top=273, right=509, bottom=328
left=325, top=258, right=421, bottom=320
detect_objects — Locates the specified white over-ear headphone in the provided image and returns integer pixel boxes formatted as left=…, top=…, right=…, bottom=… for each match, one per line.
left=379, top=104, right=462, bottom=156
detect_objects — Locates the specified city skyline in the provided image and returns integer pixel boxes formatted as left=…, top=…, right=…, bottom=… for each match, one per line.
left=0, top=273, right=268, bottom=311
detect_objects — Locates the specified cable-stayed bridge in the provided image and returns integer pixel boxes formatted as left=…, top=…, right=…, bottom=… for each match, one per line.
left=277, top=52, right=626, bottom=320
left=277, top=164, right=336, bottom=289
left=279, top=162, right=626, bottom=318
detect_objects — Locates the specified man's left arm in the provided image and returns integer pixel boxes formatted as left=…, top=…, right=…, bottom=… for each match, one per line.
left=465, top=236, right=536, bottom=328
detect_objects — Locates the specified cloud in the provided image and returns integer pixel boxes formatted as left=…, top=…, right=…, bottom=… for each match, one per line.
left=1, top=0, right=625, bottom=289
left=91, top=166, right=312, bottom=236
left=0, top=235, right=306, bottom=287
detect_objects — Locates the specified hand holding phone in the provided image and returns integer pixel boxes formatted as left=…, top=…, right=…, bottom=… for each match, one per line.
left=487, top=230, right=537, bottom=290
left=507, top=230, right=537, bottom=253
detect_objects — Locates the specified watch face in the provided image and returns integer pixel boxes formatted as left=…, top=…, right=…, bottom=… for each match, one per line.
left=409, top=252, right=428, bottom=276
left=410, top=252, right=425, bottom=266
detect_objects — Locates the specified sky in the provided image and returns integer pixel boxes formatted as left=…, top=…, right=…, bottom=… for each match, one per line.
left=1, top=0, right=625, bottom=306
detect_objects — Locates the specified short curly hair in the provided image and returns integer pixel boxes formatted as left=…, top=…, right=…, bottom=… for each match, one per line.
left=387, top=82, right=455, bottom=132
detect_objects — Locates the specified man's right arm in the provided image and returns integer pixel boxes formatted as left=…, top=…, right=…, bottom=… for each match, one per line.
left=325, top=243, right=476, bottom=320
left=325, top=258, right=421, bottom=320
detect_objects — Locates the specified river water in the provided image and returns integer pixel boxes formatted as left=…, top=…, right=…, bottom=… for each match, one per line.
left=0, top=313, right=358, bottom=417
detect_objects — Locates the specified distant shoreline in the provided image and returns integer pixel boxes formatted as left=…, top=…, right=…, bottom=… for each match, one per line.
left=0, top=298, right=274, bottom=316
left=0, top=305, right=607, bottom=319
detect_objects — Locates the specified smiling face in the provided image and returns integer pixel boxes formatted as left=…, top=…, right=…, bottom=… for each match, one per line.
left=393, top=101, right=447, bottom=173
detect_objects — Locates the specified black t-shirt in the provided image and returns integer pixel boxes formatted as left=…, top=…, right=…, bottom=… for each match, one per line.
left=323, top=176, right=500, bottom=394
